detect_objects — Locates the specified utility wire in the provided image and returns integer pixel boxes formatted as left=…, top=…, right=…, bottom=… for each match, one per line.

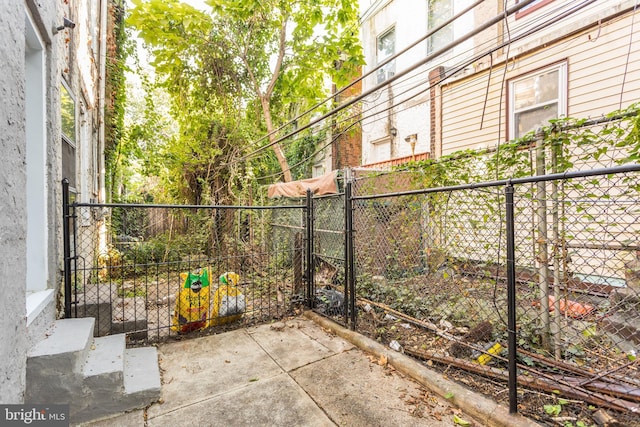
left=245, top=0, right=486, bottom=152
left=359, top=0, right=387, bottom=24
left=261, top=0, right=570, bottom=156
left=620, top=0, right=638, bottom=109
left=261, top=0, right=600, bottom=178
left=239, top=0, right=543, bottom=162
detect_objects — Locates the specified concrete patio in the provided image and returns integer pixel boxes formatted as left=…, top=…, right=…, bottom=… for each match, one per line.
left=77, top=313, right=539, bottom=427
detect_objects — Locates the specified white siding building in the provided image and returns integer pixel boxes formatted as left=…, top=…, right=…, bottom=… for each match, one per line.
left=359, top=0, right=640, bottom=162
left=359, top=0, right=476, bottom=166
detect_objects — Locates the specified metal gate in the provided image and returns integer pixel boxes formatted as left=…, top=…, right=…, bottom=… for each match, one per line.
left=308, top=186, right=356, bottom=329
left=62, top=180, right=319, bottom=343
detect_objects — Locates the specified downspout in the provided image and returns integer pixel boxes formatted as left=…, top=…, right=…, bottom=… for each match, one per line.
left=97, top=0, right=108, bottom=255
left=98, top=0, right=107, bottom=204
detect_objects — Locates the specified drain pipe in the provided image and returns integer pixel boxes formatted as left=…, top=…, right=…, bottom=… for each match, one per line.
left=97, top=0, right=109, bottom=256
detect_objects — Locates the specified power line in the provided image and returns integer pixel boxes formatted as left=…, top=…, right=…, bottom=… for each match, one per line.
left=258, top=0, right=601, bottom=178
left=245, top=0, right=486, bottom=152
left=239, top=0, right=543, bottom=163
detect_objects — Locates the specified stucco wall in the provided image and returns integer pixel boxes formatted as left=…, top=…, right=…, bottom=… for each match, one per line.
left=0, top=0, right=29, bottom=404
left=359, top=0, right=477, bottom=165
left=0, top=0, right=64, bottom=403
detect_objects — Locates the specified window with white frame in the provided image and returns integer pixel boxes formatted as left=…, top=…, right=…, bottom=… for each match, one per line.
left=376, top=28, right=395, bottom=84
left=428, top=0, right=453, bottom=54
left=508, top=62, right=567, bottom=140
left=372, top=137, right=391, bottom=163
left=313, top=164, right=325, bottom=178
left=25, top=9, right=49, bottom=296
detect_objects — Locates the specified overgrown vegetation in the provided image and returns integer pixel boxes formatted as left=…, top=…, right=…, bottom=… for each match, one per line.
left=396, top=103, right=640, bottom=187
left=104, top=0, right=130, bottom=202
left=353, top=104, right=640, bottom=357
left=111, top=0, right=363, bottom=205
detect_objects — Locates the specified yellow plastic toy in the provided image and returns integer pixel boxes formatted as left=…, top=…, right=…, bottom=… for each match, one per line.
left=210, top=272, right=246, bottom=326
left=170, top=267, right=212, bottom=333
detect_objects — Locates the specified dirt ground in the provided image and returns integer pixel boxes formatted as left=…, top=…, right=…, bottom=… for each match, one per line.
left=352, top=299, right=640, bottom=427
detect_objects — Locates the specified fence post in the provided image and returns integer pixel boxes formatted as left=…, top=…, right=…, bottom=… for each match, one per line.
left=345, top=182, right=356, bottom=329
left=505, top=182, right=518, bottom=414
left=305, top=189, right=314, bottom=308
left=62, top=179, right=72, bottom=318
left=535, top=128, right=552, bottom=351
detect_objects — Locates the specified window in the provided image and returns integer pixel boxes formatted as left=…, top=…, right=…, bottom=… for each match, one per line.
left=372, top=138, right=391, bottom=163
left=25, top=8, right=51, bottom=303
left=508, top=62, right=567, bottom=140
left=516, top=0, right=555, bottom=19
left=428, top=0, right=453, bottom=54
left=377, top=28, right=395, bottom=84
left=61, top=82, right=77, bottom=189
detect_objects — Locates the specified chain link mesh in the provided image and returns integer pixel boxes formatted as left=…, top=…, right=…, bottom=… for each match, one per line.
left=70, top=204, right=305, bottom=344
left=312, top=195, right=347, bottom=323
left=351, top=113, right=640, bottom=423
left=64, top=112, right=640, bottom=423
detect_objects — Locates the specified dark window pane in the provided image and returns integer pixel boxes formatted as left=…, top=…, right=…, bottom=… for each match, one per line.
left=62, top=137, right=76, bottom=188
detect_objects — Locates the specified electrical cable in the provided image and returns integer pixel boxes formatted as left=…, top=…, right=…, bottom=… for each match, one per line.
left=257, top=56, right=509, bottom=180
left=493, top=0, right=512, bottom=328
left=253, top=0, right=600, bottom=178
left=246, top=0, right=486, bottom=151
left=241, top=0, right=577, bottom=163
left=359, top=0, right=387, bottom=24
left=305, top=0, right=597, bottom=145
left=619, top=0, right=638, bottom=110
left=479, top=50, right=494, bottom=131
left=248, top=0, right=574, bottom=159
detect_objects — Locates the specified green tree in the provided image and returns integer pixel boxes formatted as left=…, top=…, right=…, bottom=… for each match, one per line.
left=128, top=0, right=247, bottom=203
left=128, top=0, right=363, bottom=191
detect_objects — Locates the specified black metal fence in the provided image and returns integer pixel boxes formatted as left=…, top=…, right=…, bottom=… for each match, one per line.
left=350, top=164, right=640, bottom=424
left=345, top=111, right=640, bottom=424
left=62, top=110, right=640, bottom=424
left=63, top=190, right=310, bottom=344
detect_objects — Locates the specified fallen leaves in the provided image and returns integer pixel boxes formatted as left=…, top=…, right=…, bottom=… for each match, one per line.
left=378, top=354, right=388, bottom=366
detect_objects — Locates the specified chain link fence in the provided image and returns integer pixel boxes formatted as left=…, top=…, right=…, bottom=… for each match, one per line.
left=63, top=108, right=640, bottom=423
left=66, top=201, right=307, bottom=344
left=350, top=110, right=640, bottom=424
left=311, top=194, right=348, bottom=324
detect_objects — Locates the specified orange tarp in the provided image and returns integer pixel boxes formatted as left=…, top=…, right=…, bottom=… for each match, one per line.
left=267, top=171, right=338, bottom=198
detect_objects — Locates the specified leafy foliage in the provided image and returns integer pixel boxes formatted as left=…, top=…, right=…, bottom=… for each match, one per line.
left=124, top=0, right=363, bottom=203
left=105, top=0, right=131, bottom=202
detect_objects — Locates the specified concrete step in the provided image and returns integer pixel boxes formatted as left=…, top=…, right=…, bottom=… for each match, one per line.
left=28, top=317, right=95, bottom=372
left=25, top=317, right=161, bottom=424
left=124, top=347, right=162, bottom=398
left=25, top=317, right=95, bottom=402
left=82, top=334, right=126, bottom=392
left=74, top=344, right=161, bottom=423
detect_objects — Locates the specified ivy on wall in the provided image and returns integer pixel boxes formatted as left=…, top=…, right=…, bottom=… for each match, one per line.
left=395, top=103, right=640, bottom=187
left=104, top=0, right=128, bottom=202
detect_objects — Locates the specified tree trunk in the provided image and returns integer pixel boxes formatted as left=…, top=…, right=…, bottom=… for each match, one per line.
left=260, top=95, right=292, bottom=182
